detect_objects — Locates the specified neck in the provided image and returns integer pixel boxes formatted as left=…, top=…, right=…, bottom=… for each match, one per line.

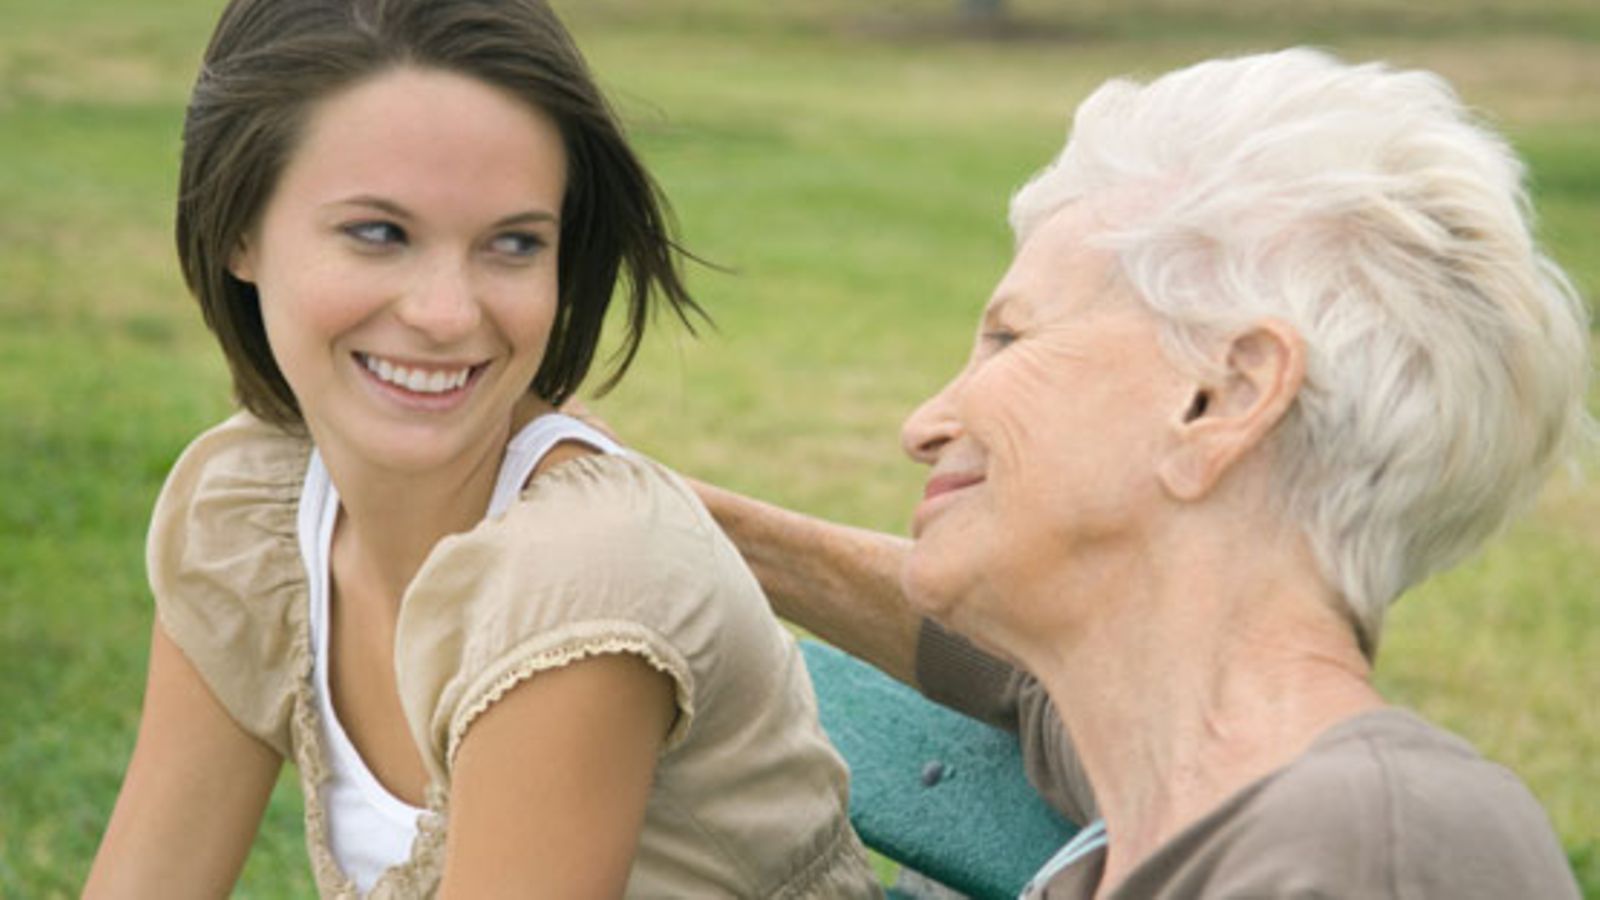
left=320, top=436, right=509, bottom=609
left=315, top=396, right=553, bottom=606
left=1001, top=527, right=1385, bottom=893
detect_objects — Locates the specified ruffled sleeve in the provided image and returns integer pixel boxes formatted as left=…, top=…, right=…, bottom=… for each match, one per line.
left=396, top=452, right=729, bottom=782
left=145, top=412, right=312, bottom=758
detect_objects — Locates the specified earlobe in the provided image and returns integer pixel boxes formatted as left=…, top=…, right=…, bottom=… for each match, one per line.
left=1157, top=321, right=1305, bottom=502
left=1157, top=439, right=1211, bottom=500
left=1159, top=388, right=1214, bottom=500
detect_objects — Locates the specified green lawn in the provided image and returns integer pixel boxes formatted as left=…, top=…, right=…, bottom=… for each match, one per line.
left=1, top=0, right=1595, bottom=895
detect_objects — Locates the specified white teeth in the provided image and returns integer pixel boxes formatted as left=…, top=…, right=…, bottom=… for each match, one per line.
left=361, top=354, right=472, bottom=395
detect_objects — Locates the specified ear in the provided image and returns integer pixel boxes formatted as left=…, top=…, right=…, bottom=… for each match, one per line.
left=227, top=235, right=257, bottom=284
left=1157, top=320, right=1305, bottom=501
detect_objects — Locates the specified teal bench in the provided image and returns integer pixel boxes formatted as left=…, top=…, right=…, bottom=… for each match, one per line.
left=799, top=639, right=1080, bottom=899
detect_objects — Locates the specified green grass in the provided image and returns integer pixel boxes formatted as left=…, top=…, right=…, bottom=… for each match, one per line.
left=2, top=1, right=1596, bottom=895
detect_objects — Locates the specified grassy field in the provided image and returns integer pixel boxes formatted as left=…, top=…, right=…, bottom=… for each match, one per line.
left=1, top=0, right=1595, bottom=895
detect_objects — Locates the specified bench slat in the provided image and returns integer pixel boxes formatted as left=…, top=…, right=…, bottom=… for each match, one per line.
left=800, top=639, right=1080, bottom=899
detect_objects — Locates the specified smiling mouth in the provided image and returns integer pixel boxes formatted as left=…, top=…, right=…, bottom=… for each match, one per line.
left=911, top=472, right=984, bottom=537
left=356, top=353, right=483, bottom=395
left=923, top=473, right=984, bottom=501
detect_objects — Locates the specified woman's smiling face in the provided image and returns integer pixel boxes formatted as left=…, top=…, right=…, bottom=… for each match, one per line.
left=899, top=204, right=1192, bottom=638
left=231, top=65, right=567, bottom=475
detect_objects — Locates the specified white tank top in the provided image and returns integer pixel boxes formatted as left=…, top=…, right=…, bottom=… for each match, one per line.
left=296, top=414, right=623, bottom=891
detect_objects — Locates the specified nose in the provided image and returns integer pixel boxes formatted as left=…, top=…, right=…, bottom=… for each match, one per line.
left=901, top=376, right=962, bottom=465
left=396, top=256, right=482, bottom=344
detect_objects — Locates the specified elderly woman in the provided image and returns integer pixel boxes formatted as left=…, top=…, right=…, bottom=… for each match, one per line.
left=697, top=49, right=1589, bottom=897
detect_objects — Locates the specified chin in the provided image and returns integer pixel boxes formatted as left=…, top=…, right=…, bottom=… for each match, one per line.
left=903, top=537, right=1026, bottom=659
left=346, top=422, right=484, bottom=474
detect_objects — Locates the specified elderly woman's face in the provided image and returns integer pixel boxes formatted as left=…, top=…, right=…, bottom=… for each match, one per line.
left=899, top=204, right=1191, bottom=636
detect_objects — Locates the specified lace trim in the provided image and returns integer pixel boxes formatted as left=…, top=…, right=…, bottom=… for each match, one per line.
left=446, top=634, right=695, bottom=770
left=365, top=786, right=449, bottom=899
left=291, top=589, right=447, bottom=898
left=287, top=591, right=355, bottom=896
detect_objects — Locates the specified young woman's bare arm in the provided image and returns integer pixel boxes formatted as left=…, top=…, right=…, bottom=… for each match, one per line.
left=84, top=623, right=281, bottom=898
left=438, top=653, right=675, bottom=899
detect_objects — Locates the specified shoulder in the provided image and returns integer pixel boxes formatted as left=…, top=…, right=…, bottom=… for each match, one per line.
left=146, top=411, right=313, bottom=756
left=1264, top=708, right=1567, bottom=847
left=149, top=411, right=310, bottom=600
left=419, top=452, right=732, bottom=608
left=1198, top=709, right=1578, bottom=898
left=516, top=450, right=719, bottom=555
left=153, top=411, right=310, bottom=514
left=148, top=412, right=310, bottom=561
left=398, top=452, right=777, bottom=776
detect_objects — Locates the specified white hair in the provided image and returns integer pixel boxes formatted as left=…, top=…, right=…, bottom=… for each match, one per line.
left=1011, top=48, right=1593, bottom=654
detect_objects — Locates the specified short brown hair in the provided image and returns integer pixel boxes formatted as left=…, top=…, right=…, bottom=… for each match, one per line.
left=176, top=0, right=702, bottom=427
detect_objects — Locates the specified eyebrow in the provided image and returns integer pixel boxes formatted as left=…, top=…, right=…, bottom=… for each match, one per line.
left=326, top=195, right=559, bottom=228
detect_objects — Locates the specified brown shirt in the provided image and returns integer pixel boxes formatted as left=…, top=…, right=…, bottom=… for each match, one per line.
left=916, top=621, right=1580, bottom=899
left=148, top=413, right=880, bottom=898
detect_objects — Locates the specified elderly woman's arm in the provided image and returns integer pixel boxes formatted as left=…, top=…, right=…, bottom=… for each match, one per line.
left=691, top=479, right=1098, bottom=823
left=690, top=479, right=922, bottom=685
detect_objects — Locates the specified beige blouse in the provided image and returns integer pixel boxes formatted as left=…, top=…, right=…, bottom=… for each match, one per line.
left=147, top=412, right=880, bottom=898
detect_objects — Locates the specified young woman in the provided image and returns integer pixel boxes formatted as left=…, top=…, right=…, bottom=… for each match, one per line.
left=85, top=1, right=879, bottom=896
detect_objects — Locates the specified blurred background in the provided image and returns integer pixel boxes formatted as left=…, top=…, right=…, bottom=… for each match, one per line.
left=1, top=0, right=1595, bottom=894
